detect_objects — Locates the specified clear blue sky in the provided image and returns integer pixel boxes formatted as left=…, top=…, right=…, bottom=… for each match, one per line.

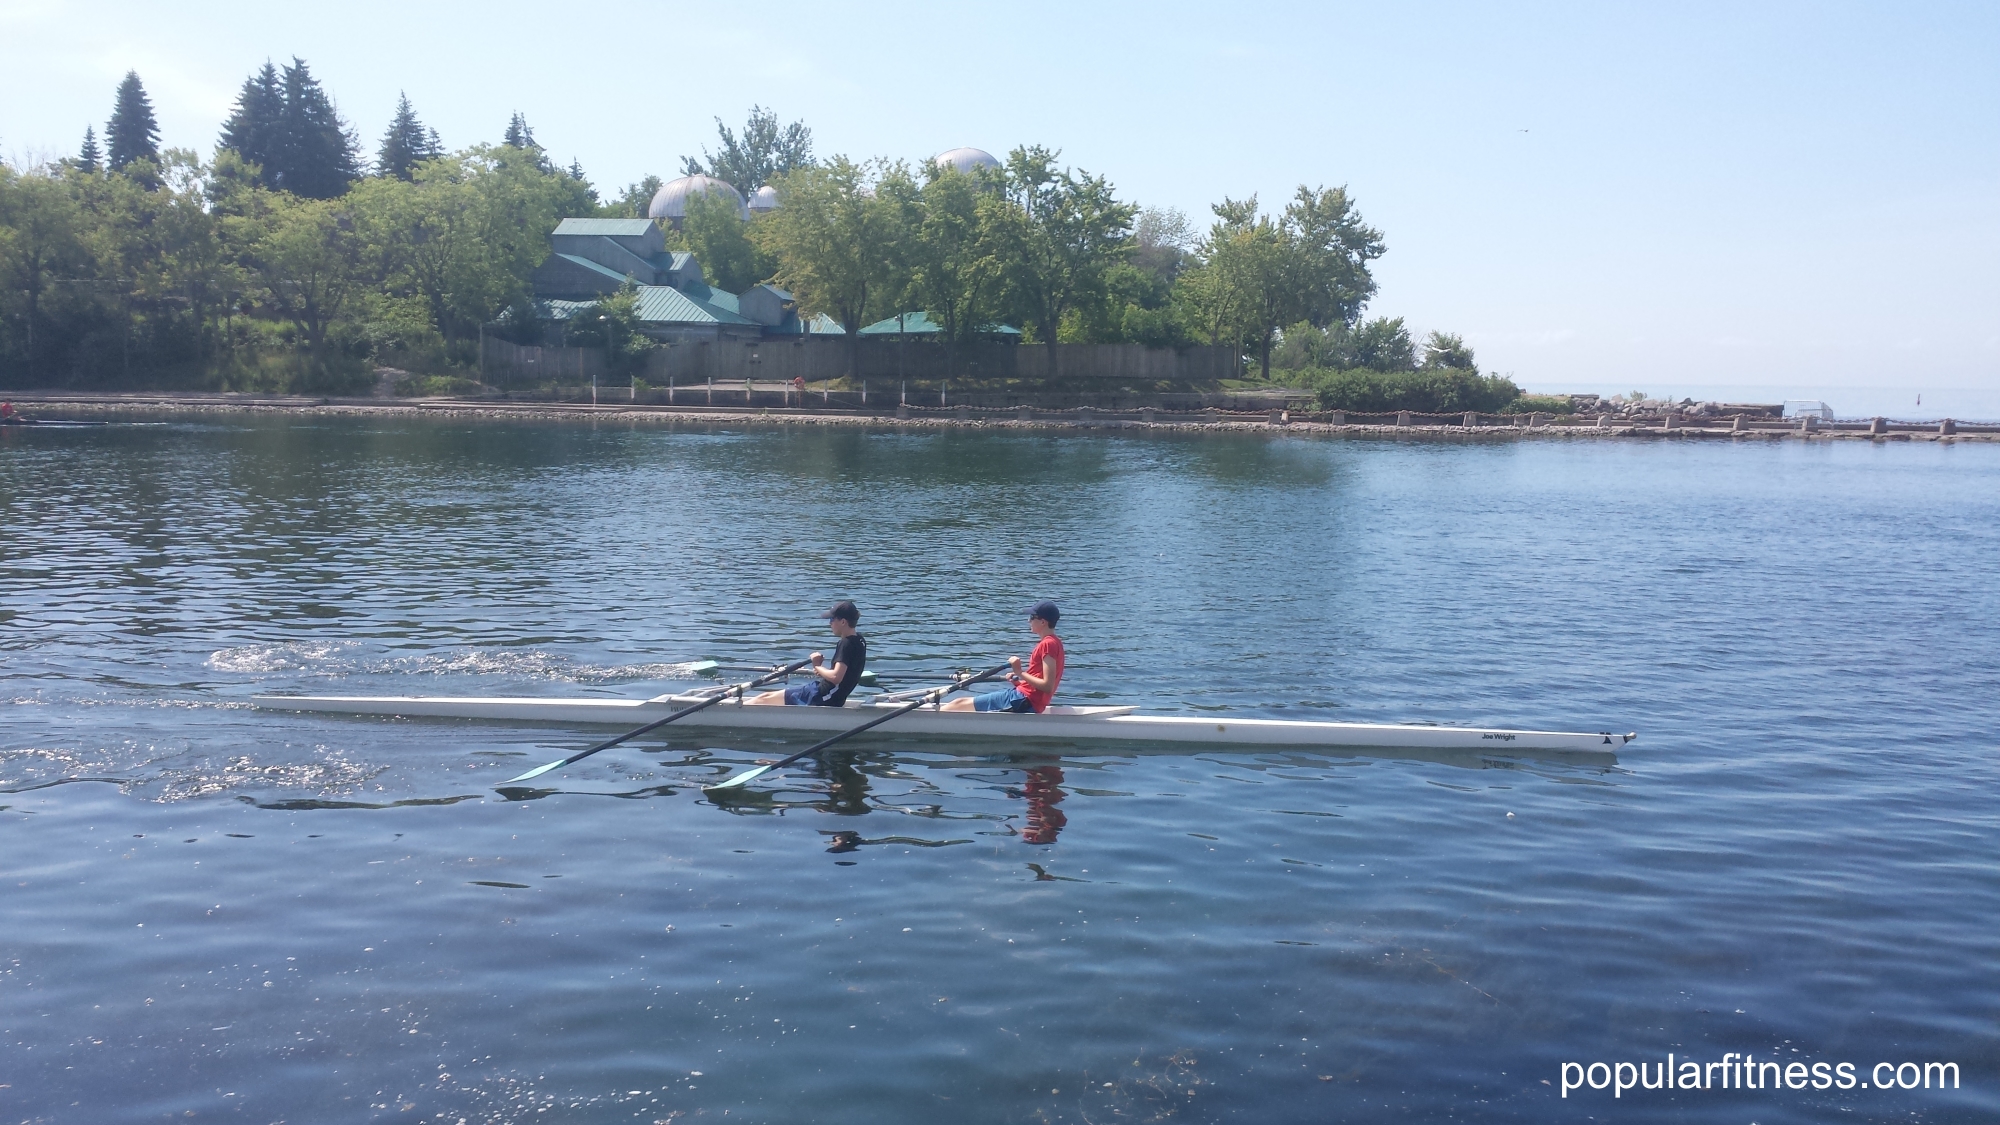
left=4, top=1, right=1995, bottom=401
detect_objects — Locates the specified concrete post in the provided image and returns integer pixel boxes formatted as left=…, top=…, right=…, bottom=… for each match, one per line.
left=1732, top=414, right=1745, bottom=432
left=1463, top=411, right=1478, bottom=428
left=1800, top=415, right=1816, bottom=435
left=1396, top=410, right=1412, bottom=428
left=1206, top=407, right=1220, bottom=424
left=1141, top=407, right=1156, bottom=424
left=1329, top=410, right=1345, bottom=426
left=1269, top=408, right=1284, bottom=426
left=895, top=403, right=909, bottom=419
left=1017, top=405, right=1032, bottom=421
left=1663, top=410, right=1678, bottom=431
left=1869, top=416, right=1886, bottom=435
left=1940, top=418, right=1956, bottom=436
left=1076, top=406, right=1092, bottom=426
left=1598, top=413, right=1611, bottom=429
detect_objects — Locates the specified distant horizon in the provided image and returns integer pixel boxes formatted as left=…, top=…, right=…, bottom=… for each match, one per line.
left=3, top=1, right=1994, bottom=393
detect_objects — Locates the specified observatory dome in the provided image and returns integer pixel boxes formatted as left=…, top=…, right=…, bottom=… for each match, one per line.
left=933, top=147, right=1002, bottom=175
left=749, top=184, right=780, bottom=214
left=648, top=174, right=749, bottom=222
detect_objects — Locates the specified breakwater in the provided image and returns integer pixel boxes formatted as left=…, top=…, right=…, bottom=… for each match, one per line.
left=8, top=391, right=1997, bottom=442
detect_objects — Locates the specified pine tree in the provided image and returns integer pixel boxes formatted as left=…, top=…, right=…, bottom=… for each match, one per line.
left=76, top=126, right=102, bottom=172
left=220, top=62, right=284, bottom=188
left=375, top=92, right=441, bottom=180
left=275, top=57, right=360, bottom=198
left=503, top=112, right=536, bottom=149
left=105, top=71, right=160, bottom=171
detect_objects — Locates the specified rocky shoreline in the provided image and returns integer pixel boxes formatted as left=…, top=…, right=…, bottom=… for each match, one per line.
left=5, top=391, right=1995, bottom=443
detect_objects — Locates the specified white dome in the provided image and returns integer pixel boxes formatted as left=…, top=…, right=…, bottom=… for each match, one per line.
left=933, top=147, right=1001, bottom=175
left=648, top=174, right=749, bottom=221
left=749, top=184, right=779, bottom=213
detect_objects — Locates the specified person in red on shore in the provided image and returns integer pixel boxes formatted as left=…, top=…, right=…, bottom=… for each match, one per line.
left=944, top=601, right=1064, bottom=713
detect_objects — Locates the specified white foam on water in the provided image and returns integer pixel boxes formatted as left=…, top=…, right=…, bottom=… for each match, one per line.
left=206, top=643, right=708, bottom=684
left=206, top=641, right=361, bottom=674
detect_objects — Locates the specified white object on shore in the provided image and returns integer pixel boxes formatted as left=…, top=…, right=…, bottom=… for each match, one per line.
left=250, top=692, right=1636, bottom=753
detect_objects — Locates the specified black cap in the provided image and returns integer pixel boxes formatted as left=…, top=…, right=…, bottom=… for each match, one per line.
left=820, top=600, right=859, bottom=624
left=1027, top=600, right=1059, bottom=626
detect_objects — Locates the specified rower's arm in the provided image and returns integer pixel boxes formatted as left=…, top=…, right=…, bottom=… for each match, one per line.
left=1014, top=653, right=1057, bottom=692
left=818, top=661, right=847, bottom=685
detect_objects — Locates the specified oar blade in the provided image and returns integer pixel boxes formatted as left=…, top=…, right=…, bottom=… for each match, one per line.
left=703, top=764, right=774, bottom=792
left=505, top=758, right=568, bottom=784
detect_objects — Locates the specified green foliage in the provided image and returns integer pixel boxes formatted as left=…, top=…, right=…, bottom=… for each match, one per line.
left=1272, top=316, right=1415, bottom=373
left=995, top=145, right=1136, bottom=373
left=683, top=106, right=813, bottom=192
left=603, top=175, right=661, bottom=219
left=76, top=127, right=102, bottom=173
left=106, top=71, right=160, bottom=172
left=885, top=163, right=1014, bottom=352
left=218, top=58, right=360, bottom=199
left=375, top=93, right=443, bottom=181
left=559, top=279, right=653, bottom=373
left=1177, top=186, right=1385, bottom=377
left=758, top=157, right=900, bottom=370
left=393, top=372, right=485, bottom=397
left=676, top=187, right=767, bottom=293
left=1303, top=367, right=1520, bottom=413
left=1503, top=394, right=1573, bottom=415
left=1420, top=330, right=1475, bottom=371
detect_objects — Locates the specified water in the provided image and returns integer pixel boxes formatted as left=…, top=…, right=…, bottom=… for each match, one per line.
left=3, top=416, right=1996, bottom=1124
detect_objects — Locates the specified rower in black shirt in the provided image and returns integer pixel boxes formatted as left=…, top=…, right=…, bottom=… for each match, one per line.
left=747, top=600, right=867, bottom=707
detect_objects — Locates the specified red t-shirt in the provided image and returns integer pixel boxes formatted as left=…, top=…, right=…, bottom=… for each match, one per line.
left=1015, top=634, right=1064, bottom=713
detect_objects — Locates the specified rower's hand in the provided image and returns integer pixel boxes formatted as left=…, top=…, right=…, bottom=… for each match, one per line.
left=1009, top=655, right=1024, bottom=673
left=809, top=652, right=825, bottom=668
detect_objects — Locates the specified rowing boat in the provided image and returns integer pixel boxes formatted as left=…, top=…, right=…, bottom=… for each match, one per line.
left=250, top=691, right=1636, bottom=753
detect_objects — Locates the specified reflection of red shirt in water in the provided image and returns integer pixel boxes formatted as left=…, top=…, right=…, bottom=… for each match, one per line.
left=1021, top=766, right=1067, bottom=844
left=1015, top=634, right=1063, bottom=713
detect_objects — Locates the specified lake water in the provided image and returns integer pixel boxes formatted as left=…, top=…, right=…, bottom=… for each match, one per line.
left=3, top=416, right=1996, bottom=1124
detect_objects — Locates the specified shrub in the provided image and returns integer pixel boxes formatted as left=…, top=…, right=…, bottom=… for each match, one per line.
left=1301, top=367, right=1520, bottom=413
left=1502, top=394, right=1574, bottom=415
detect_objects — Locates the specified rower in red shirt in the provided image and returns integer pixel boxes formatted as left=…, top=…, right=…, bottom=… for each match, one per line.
left=944, top=601, right=1064, bottom=714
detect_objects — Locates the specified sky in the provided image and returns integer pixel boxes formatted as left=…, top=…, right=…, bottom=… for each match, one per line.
left=3, top=0, right=1995, bottom=408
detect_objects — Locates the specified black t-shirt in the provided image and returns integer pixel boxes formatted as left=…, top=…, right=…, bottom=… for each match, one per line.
left=813, top=633, right=867, bottom=705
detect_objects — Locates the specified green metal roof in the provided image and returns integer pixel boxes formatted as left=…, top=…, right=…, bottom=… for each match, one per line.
left=552, top=253, right=632, bottom=283
left=553, top=218, right=657, bottom=237
left=856, top=311, right=1020, bottom=336
left=634, top=285, right=754, bottom=326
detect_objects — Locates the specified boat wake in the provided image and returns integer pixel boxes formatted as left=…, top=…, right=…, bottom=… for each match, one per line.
left=206, top=642, right=710, bottom=684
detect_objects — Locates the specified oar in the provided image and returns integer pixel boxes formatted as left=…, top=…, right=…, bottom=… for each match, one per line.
left=704, top=663, right=1012, bottom=792
left=504, top=659, right=812, bottom=784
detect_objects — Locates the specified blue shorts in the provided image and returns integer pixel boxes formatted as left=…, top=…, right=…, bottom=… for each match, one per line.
left=783, top=682, right=836, bottom=706
left=971, top=686, right=1035, bottom=713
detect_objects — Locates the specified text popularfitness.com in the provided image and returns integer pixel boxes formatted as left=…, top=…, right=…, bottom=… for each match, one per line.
left=1559, top=1055, right=1961, bottom=1098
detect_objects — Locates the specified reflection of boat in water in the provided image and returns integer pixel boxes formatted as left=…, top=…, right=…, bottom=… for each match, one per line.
left=253, top=691, right=1635, bottom=755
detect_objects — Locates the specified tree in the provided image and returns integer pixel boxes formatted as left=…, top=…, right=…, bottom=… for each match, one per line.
left=1420, top=330, right=1476, bottom=371
left=1132, top=206, right=1195, bottom=284
left=217, top=59, right=359, bottom=198
left=1284, top=185, right=1383, bottom=329
left=76, top=127, right=102, bottom=173
left=997, top=145, right=1134, bottom=374
left=1178, top=186, right=1386, bottom=378
left=376, top=92, right=442, bottom=180
left=561, top=278, right=653, bottom=372
left=1350, top=317, right=1414, bottom=371
left=677, top=187, right=765, bottom=292
left=760, top=157, right=900, bottom=375
left=503, top=112, right=536, bottom=150
left=105, top=71, right=160, bottom=171
left=275, top=58, right=360, bottom=198
left=683, top=106, right=813, bottom=192
left=219, top=63, right=284, bottom=187
left=881, top=163, right=1012, bottom=369
left=248, top=193, right=361, bottom=365
left=0, top=165, right=100, bottom=377
left=604, top=175, right=661, bottom=219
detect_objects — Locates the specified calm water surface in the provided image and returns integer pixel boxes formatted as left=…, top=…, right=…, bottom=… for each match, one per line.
left=2, top=417, right=1996, bottom=1124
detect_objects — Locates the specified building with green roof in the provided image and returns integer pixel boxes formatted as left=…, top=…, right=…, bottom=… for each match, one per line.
left=525, top=218, right=841, bottom=342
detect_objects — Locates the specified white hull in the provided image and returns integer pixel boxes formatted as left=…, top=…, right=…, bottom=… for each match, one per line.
left=251, top=692, right=1636, bottom=753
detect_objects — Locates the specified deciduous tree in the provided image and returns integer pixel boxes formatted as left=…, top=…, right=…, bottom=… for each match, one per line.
left=684, top=106, right=813, bottom=192
left=759, top=157, right=901, bottom=375
left=997, top=145, right=1134, bottom=374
